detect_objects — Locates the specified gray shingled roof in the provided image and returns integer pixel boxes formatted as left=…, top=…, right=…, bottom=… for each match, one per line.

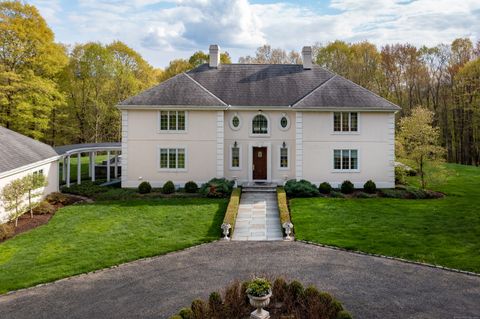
left=119, top=64, right=400, bottom=110
left=119, top=73, right=226, bottom=106
left=0, top=126, right=58, bottom=174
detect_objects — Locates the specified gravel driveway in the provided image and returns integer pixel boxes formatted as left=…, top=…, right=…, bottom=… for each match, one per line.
left=0, top=241, right=479, bottom=319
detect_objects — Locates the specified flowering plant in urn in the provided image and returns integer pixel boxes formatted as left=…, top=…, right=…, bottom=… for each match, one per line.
left=247, top=278, right=272, bottom=319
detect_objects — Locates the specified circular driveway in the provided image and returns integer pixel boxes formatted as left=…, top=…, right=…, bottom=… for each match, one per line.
left=0, top=241, right=479, bottom=319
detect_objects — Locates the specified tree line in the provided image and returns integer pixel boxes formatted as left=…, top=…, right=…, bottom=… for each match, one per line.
left=238, top=42, right=480, bottom=165
left=1, top=1, right=479, bottom=165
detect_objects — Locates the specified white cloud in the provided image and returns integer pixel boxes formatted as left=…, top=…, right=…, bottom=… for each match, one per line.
left=27, top=0, right=480, bottom=67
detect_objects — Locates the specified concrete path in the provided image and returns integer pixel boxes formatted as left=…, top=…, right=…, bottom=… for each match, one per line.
left=232, top=192, right=283, bottom=240
left=1, top=241, right=479, bottom=319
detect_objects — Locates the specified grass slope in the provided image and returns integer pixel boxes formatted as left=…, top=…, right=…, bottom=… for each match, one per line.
left=291, top=164, right=480, bottom=273
left=0, top=198, right=227, bottom=294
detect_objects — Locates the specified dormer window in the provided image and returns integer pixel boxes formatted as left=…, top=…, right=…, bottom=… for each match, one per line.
left=252, top=114, right=268, bottom=134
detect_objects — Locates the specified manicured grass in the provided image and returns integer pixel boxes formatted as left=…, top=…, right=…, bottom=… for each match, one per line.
left=0, top=198, right=227, bottom=294
left=60, top=155, right=108, bottom=183
left=290, top=163, right=480, bottom=273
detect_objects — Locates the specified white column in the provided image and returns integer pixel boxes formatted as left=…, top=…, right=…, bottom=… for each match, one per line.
left=107, top=151, right=111, bottom=182
left=114, top=151, right=118, bottom=179
left=66, top=155, right=71, bottom=187
left=216, top=111, right=224, bottom=178
left=77, top=153, right=81, bottom=185
left=121, top=111, right=128, bottom=188
left=295, top=112, right=303, bottom=180
left=62, top=157, right=66, bottom=181
left=88, top=152, right=92, bottom=177
left=91, top=152, right=96, bottom=182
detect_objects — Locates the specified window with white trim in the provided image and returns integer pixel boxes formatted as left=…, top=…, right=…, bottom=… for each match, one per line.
left=334, top=149, right=358, bottom=170
left=231, top=145, right=240, bottom=168
left=334, top=112, right=358, bottom=132
left=160, top=111, right=186, bottom=131
left=280, top=146, right=288, bottom=168
left=159, top=148, right=185, bottom=169
left=252, top=114, right=268, bottom=134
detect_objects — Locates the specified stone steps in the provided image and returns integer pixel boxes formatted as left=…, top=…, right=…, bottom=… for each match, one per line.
left=242, top=187, right=276, bottom=193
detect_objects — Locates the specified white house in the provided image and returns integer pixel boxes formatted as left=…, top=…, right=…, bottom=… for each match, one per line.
left=0, top=126, right=59, bottom=222
left=118, top=45, right=399, bottom=189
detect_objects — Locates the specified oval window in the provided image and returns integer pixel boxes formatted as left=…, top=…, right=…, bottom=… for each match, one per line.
left=232, top=116, right=240, bottom=128
left=280, top=116, right=288, bottom=128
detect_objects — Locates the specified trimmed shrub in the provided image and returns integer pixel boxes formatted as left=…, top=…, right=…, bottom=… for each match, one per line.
left=162, top=181, right=175, bottom=194
left=184, top=181, right=198, bottom=193
left=318, top=182, right=332, bottom=194
left=200, top=178, right=234, bottom=198
left=272, top=277, right=287, bottom=304
left=138, top=181, right=152, bottom=194
left=284, top=179, right=319, bottom=198
left=32, top=201, right=56, bottom=215
left=340, top=180, right=354, bottom=194
left=380, top=188, right=408, bottom=199
left=277, top=187, right=291, bottom=235
left=223, top=188, right=241, bottom=234
left=363, top=180, right=376, bottom=194
left=0, top=223, right=14, bottom=240
left=169, top=316, right=182, bottom=319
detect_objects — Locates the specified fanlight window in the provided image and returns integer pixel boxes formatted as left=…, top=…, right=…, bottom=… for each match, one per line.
left=252, top=114, right=268, bottom=134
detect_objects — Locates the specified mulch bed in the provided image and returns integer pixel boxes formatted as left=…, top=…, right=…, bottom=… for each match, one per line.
left=1, top=194, right=88, bottom=243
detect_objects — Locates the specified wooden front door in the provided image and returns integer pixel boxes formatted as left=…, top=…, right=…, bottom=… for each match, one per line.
left=253, top=147, right=267, bottom=180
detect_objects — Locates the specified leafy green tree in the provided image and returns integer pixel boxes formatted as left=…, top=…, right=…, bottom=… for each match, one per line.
left=397, top=107, right=445, bottom=188
left=61, top=41, right=157, bottom=143
left=0, top=1, right=67, bottom=141
left=1, top=178, right=27, bottom=227
left=23, top=173, right=48, bottom=218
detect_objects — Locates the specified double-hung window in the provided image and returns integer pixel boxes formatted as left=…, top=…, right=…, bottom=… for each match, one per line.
left=334, top=112, right=358, bottom=132
left=159, top=148, right=185, bottom=170
left=333, top=149, right=358, bottom=170
left=160, top=111, right=186, bottom=131
left=231, top=145, right=240, bottom=169
left=280, top=146, right=288, bottom=168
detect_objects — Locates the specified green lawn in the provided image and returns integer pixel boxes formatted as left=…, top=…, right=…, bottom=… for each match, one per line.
left=60, top=155, right=108, bottom=183
left=0, top=198, right=227, bottom=294
left=290, top=163, right=480, bottom=273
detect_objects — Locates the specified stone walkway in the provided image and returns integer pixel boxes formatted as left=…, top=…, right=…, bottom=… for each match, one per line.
left=231, top=192, right=283, bottom=241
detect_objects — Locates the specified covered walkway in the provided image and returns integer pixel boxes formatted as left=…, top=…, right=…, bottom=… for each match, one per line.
left=54, top=143, right=121, bottom=187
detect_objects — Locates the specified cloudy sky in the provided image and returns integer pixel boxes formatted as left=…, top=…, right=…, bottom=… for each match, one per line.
left=29, top=0, right=480, bottom=68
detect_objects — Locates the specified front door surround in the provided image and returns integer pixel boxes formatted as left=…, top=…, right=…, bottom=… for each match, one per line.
left=253, top=147, right=267, bottom=180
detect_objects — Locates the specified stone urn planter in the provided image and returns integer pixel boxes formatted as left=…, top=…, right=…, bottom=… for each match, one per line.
left=248, top=291, right=272, bottom=319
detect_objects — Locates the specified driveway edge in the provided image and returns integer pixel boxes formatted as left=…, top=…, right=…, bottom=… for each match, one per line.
left=296, top=240, right=480, bottom=277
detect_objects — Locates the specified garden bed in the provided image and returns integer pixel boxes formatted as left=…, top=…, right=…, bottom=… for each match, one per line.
left=0, top=193, right=85, bottom=243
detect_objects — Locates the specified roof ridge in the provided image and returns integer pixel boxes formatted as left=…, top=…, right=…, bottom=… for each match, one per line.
left=183, top=72, right=228, bottom=106
left=291, top=74, right=337, bottom=107
left=332, top=73, right=400, bottom=109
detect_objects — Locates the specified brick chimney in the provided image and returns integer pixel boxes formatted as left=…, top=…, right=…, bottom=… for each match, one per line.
left=209, top=44, right=220, bottom=68
left=302, top=46, right=312, bottom=70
